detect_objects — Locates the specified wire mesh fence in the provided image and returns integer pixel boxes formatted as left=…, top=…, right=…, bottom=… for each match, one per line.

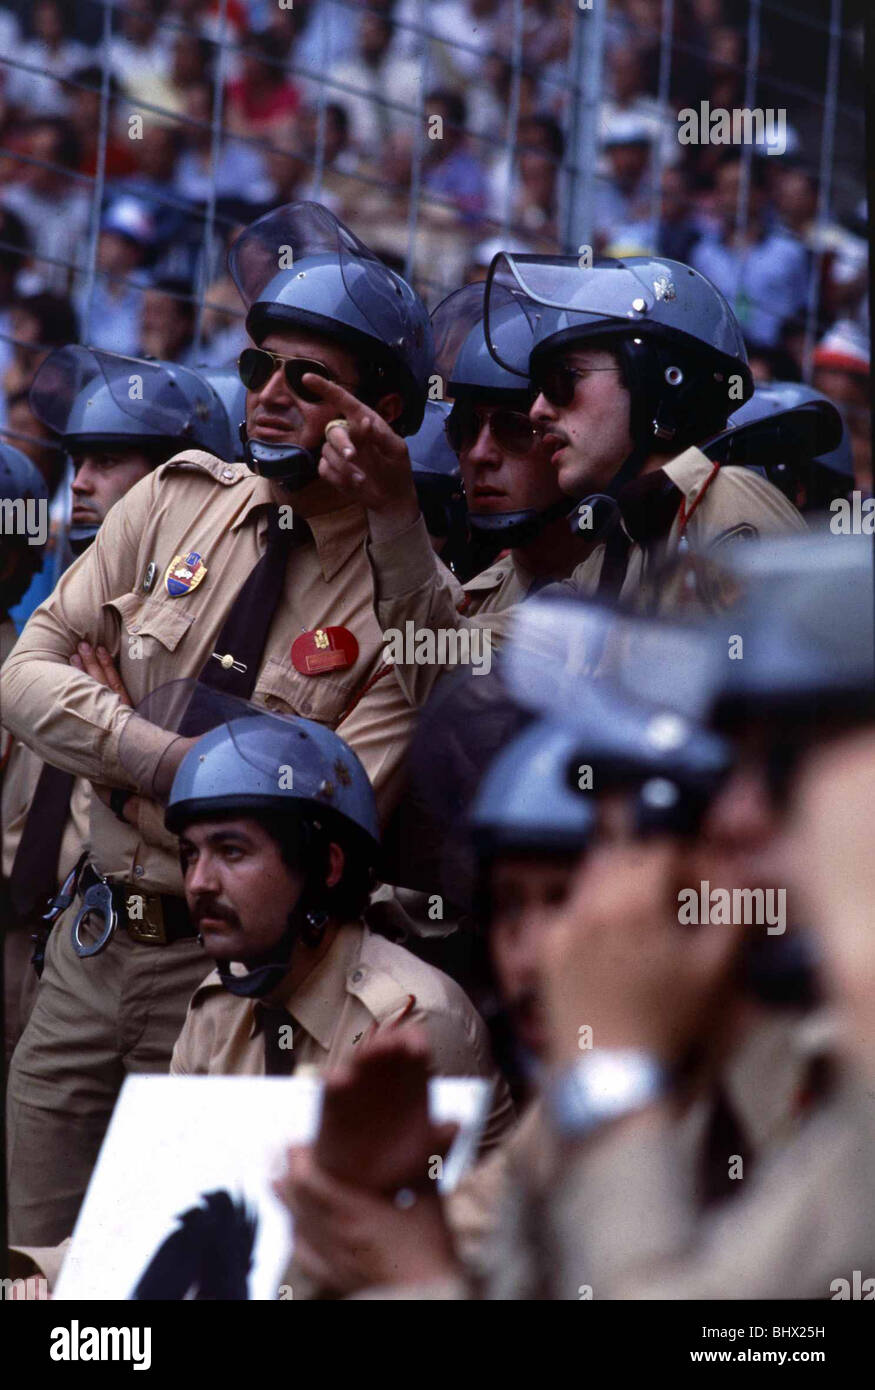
left=0, top=0, right=867, bottom=445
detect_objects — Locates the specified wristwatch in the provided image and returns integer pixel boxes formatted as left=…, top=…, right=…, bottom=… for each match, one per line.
left=548, top=1049, right=667, bottom=1140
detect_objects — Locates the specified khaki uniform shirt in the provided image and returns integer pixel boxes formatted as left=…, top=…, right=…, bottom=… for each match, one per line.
left=460, top=553, right=534, bottom=618
left=170, top=920, right=515, bottom=1154
left=369, top=451, right=807, bottom=708
left=0, top=452, right=437, bottom=898
left=548, top=1081, right=875, bottom=1300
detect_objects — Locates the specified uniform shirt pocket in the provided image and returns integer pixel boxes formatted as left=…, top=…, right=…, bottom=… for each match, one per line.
left=105, top=592, right=196, bottom=654
left=256, top=654, right=366, bottom=726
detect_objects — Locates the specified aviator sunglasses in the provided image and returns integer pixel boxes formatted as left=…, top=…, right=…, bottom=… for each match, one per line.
left=532, top=359, right=623, bottom=408
left=446, top=400, right=543, bottom=455
left=237, top=347, right=347, bottom=402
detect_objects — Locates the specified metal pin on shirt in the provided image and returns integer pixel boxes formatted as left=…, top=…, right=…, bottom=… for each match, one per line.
left=211, top=652, right=247, bottom=674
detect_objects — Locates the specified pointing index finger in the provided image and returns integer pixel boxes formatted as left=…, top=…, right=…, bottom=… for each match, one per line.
left=301, top=373, right=368, bottom=426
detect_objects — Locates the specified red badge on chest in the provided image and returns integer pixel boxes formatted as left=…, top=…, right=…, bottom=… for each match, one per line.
left=291, top=626, right=359, bottom=675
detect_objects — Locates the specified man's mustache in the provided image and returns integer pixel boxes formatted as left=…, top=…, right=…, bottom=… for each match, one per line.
left=190, top=897, right=241, bottom=929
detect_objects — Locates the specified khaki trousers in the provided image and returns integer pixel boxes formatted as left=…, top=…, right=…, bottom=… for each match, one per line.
left=6, top=901, right=212, bottom=1244
left=4, top=921, right=39, bottom=1066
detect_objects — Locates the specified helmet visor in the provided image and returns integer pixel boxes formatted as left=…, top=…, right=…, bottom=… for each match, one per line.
left=228, top=201, right=431, bottom=384
left=484, top=253, right=659, bottom=373
left=31, top=346, right=222, bottom=442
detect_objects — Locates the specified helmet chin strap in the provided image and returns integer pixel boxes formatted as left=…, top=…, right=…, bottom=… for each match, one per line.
left=239, top=422, right=320, bottom=492
left=562, top=437, right=656, bottom=541
left=468, top=496, right=570, bottom=549
left=216, top=901, right=330, bottom=1000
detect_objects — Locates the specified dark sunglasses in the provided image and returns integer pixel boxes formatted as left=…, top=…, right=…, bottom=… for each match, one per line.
left=532, top=360, right=623, bottom=408
left=445, top=401, right=542, bottom=456
left=237, top=347, right=338, bottom=402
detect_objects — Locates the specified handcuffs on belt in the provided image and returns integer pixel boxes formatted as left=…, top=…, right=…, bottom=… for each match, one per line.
left=71, top=874, right=118, bottom=958
left=40, top=853, right=119, bottom=959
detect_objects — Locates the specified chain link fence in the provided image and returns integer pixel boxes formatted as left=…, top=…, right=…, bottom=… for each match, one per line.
left=0, top=0, right=867, bottom=462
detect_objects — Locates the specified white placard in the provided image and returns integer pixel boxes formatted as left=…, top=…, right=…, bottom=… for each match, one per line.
left=54, top=1074, right=490, bottom=1301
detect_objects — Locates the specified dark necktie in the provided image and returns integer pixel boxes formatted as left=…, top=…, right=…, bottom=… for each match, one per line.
left=257, top=1003, right=298, bottom=1076
left=701, top=1083, right=752, bottom=1206
left=8, top=763, right=76, bottom=918
left=180, top=508, right=311, bottom=733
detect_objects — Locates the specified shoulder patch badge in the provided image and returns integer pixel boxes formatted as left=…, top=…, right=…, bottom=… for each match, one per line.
left=164, top=550, right=208, bottom=597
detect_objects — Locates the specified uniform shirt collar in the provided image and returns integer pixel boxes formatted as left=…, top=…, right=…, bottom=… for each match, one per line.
left=660, top=445, right=717, bottom=496
left=617, top=447, right=716, bottom=545
left=231, top=481, right=369, bottom=582
left=254, top=922, right=365, bottom=1052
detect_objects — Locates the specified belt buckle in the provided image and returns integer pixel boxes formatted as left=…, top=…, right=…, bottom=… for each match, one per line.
left=128, top=894, right=167, bottom=946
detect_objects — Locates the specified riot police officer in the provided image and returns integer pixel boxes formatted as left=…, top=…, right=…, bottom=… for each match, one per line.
left=165, top=708, right=512, bottom=1153
left=0, top=201, right=441, bottom=1244
left=1, top=350, right=234, bottom=1065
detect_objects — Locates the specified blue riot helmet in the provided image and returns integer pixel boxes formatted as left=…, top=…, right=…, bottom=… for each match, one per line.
left=433, top=282, right=573, bottom=548
left=502, top=596, right=732, bottom=835
left=704, top=381, right=851, bottom=511
left=0, top=440, right=48, bottom=508
left=407, top=400, right=469, bottom=568
left=708, top=533, right=875, bottom=730
left=229, top=201, right=433, bottom=490
left=30, top=347, right=235, bottom=553
left=190, top=365, right=248, bottom=462
left=0, top=441, right=50, bottom=608
left=469, top=717, right=596, bottom=858
left=166, top=710, right=380, bottom=998
left=484, top=252, right=754, bottom=509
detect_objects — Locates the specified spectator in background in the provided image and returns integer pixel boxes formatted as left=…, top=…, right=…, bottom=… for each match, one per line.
left=174, top=79, right=272, bottom=206
left=654, top=166, right=703, bottom=262
left=114, top=120, right=193, bottom=276
left=486, top=116, right=564, bottom=248
left=226, top=31, right=300, bottom=143
left=690, top=156, right=809, bottom=349
left=0, top=207, right=31, bottom=427
left=775, top=164, right=869, bottom=325
left=260, top=115, right=319, bottom=208
left=193, top=217, right=249, bottom=368
left=6, top=0, right=92, bottom=119
left=138, top=276, right=196, bottom=364
left=599, top=45, right=679, bottom=174
left=168, top=28, right=215, bottom=98
left=592, top=117, right=656, bottom=253
left=812, top=322, right=871, bottom=495
left=2, top=291, right=79, bottom=406
left=292, top=0, right=362, bottom=77
left=423, top=90, right=488, bottom=224
left=108, top=0, right=178, bottom=115
left=79, top=198, right=155, bottom=355
left=430, top=0, right=511, bottom=85
left=744, top=340, right=803, bottom=386
left=607, top=165, right=705, bottom=263
left=3, top=388, right=65, bottom=500
left=0, top=118, right=91, bottom=296
left=69, top=67, right=139, bottom=181
left=326, top=10, right=421, bottom=157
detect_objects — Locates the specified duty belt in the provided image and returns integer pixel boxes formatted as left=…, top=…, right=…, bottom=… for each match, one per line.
left=70, top=862, right=196, bottom=957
